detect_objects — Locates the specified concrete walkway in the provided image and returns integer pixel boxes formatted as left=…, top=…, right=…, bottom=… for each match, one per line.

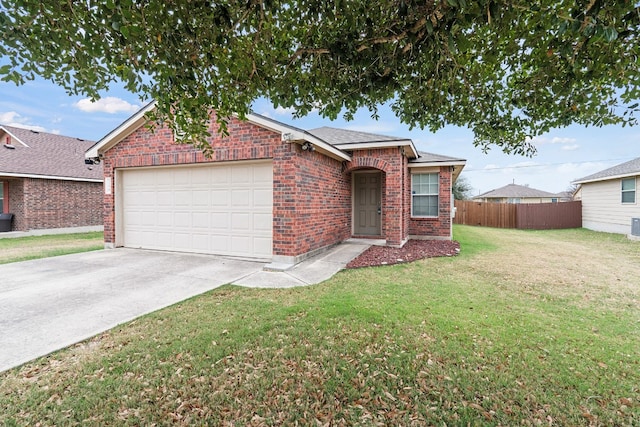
left=0, top=242, right=369, bottom=373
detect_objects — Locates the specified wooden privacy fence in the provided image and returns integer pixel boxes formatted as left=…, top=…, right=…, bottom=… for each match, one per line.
left=453, top=200, right=582, bottom=230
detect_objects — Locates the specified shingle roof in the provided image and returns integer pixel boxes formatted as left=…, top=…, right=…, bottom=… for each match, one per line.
left=0, top=125, right=103, bottom=181
left=573, top=157, right=640, bottom=184
left=475, top=183, right=558, bottom=199
left=411, top=151, right=466, bottom=164
left=307, top=127, right=409, bottom=145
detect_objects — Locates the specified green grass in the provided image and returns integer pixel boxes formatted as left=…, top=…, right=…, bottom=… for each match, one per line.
left=0, top=231, right=104, bottom=264
left=1, top=226, right=638, bottom=426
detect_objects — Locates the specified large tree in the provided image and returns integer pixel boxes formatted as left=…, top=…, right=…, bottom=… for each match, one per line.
left=1, top=1, right=638, bottom=155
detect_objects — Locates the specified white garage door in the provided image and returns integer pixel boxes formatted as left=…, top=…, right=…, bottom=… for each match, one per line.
left=119, top=161, right=273, bottom=259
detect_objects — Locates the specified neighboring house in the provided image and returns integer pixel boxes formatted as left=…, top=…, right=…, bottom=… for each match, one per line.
left=573, top=157, right=640, bottom=235
left=0, top=125, right=103, bottom=232
left=474, top=183, right=561, bottom=204
left=86, top=102, right=466, bottom=268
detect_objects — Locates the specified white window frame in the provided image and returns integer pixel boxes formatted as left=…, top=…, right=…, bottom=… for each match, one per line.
left=507, top=197, right=521, bottom=204
left=411, top=173, right=439, bottom=217
left=621, top=177, right=636, bottom=204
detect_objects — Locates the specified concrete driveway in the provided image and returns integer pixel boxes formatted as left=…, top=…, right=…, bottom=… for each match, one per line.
left=0, top=243, right=369, bottom=373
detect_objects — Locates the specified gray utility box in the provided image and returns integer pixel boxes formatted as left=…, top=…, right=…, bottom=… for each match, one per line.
left=632, top=218, right=640, bottom=236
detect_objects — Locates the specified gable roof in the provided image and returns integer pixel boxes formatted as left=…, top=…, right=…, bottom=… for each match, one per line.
left=307, top=127, right=418, bottom=158
left=573, top=157, right=640, bottom=184
left=86, top=103, right=466, bottom=173
left=0, top=125, right=102, bottom=182
left=475, top=183, right=558, bottom=199
left=86, top=102, right=350, bottom=162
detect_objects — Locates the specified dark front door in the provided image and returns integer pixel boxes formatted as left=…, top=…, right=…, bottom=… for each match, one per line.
left=354, top=172, right=381, bottom=236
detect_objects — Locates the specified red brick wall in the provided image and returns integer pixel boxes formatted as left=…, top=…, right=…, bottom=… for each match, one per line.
left=408, top=166, right=453, bottom=238
left=273, top=144, right=351, bottom=257
left=346, top=148, right=407, bottom=246
left=102, top=117, right=351, bottom=258
left=5, top=178, right=25, bottom=231
left=4, top=178, right=103, bottom=231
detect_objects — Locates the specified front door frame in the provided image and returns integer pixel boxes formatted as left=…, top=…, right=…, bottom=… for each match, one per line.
left=352, top=170, right=382, bottom=237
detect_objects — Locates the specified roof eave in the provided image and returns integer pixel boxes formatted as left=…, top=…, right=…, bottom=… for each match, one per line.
left=86, top=103, right=351, bottom=162
left=335, top=140, right=419, bottom=158
left=0, top=172, right=103, bottom=182
left=408, top=160, right=466, bottom=168
left=409, top=160, right=466, bottom=182
left=86, top=101, right=157, bottom=159
left=573, top=171, right=640, bottom=185
left=247, top=114, right=351, bottom=162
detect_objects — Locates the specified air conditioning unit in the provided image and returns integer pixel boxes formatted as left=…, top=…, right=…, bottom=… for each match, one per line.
left=632, top=218, right=640, bottom=236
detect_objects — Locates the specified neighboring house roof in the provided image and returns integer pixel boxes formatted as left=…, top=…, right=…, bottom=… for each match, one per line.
left=0, top=125, right=102, bottom=182
left=475, top=183, right=558, bottom=199
left=573, top=157, right=640, bottom=184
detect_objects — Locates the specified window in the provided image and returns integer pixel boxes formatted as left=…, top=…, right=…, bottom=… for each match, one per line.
left=0, top=181, right=4, bottom=212
left=622, top=178, right=636, bottom=204
left=412, top=173, right=439, bottom=217
left=507, top=198, right=521, bottom=204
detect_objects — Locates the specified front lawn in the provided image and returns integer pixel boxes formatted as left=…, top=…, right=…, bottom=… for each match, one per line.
left=0, top=231, right=104, bottom=264
left=1, top=226, right=638, bottom=426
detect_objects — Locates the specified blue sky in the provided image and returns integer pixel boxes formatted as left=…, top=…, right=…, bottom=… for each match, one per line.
left=1, top=77, right=638, bottom=195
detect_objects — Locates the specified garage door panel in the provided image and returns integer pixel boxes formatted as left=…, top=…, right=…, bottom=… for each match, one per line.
left=211, top=167, right=230, bottom=184
left=157, top=212, right=172, bottom=227
left=121, top=162, right=272, bottom=259
left=254, top=213, right=272, bottom=231
left=193, top=190, right=210, bottom=206
left=232, top=213, right=250, bottom=231
left=231, top=166, right=252, bottom=184
left=210, top=212, right=229, bottom=230
left=192, top=212, right=210, bottom=228
left=211, top=190, right=229, bottom=206
left=174, top=192, right=191, bottom=206
left=231, top=190, right=250, bottom=207
left=254, top=189, right=272, bottom=206
left=254, top=237, right=272, bottom=255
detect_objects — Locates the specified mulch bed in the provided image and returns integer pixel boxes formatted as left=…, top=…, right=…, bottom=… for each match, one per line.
left=346, top=239, right=460, bottom=269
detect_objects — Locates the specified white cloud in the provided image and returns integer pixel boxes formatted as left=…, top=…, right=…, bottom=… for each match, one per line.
left=273, top=106, right=295, bottom=116
left=74, top=97, right=141, bottom=114
left=529, top=135, right=578, bottom=146
left=0, top=111, right=20, bottom=123
left=0, top=111, right=47, bottom=132
left=551, top=136, right=577, bottom=144
left=561, top=144, right=580, bottom=151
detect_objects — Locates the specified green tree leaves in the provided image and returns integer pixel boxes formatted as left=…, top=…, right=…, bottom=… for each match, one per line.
left=1, top=1, right=638, bottom=155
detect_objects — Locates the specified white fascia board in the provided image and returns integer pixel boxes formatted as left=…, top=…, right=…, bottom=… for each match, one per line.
left=335, top=140, right=419, bottom=158
left=85, top=101, right=157, bottom=159
left=573, top=172, right=640, bottom=185
left=408, top=160, right=467, bottom=169
left=0, top=172, right=103, bottom=182
left=0, top=126, right=30, bottom=147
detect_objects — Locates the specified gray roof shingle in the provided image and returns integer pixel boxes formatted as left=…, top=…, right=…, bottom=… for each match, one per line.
left=574, top=157, right=640, bottom=183
left=0, top=125, right=103, bottom=181
left=307, top=127, right=409, bottom=145
left=411, top=150, right=466, bottom=164
left=475, top=183, right=558, bottom=199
